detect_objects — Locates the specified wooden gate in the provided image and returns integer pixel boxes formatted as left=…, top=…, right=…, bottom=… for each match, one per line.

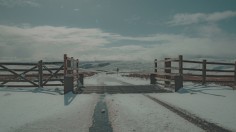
left=0, top=54, right=82, bottom=94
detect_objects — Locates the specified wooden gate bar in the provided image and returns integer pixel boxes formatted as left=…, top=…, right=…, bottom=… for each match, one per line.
left=164, top=58, right=171, bottom=86
left=42, top=65, right=64, bottom=86
left=202, top=60, right=206, bottom=85
left=179, top=55, right=183, bottom=75
left=235, top=61, right=236, bottom=86
left=154, top=59, right=157, bottom=73
left=38, top=60, right=43, bottom=87
left=0, top=64, right=39, bottom=87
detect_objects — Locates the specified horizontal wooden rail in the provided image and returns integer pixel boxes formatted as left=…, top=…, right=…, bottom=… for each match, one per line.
left=206, top=69, right=234, bottom=72
left=206, top=61, right=234, bottom=66
left=183, top=74, right=203, bottom=77
left=2, top=84, right=64, bottom=87
left=0, top=68, right=64, bottom=72
left=205, top=75, right=234, bottom=78
left=183, top=68, right=203, bottom=71
left=0, top=62, right=38, bottom=65
left=0, top=79, right=64, bottom=82
left=43, top=62, right=64, bottom=65
left=175, top=60, right=234, bottom=66
left=182, top=60, right=203, bottom=64
left=154, top=55, right=235, bottom=90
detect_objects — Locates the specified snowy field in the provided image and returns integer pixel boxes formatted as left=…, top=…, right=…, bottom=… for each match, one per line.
left=0, top=72, right=235, bottom=132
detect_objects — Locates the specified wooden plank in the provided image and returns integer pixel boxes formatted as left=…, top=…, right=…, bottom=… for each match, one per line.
left=206, top=75, right=234, bottom=78
left=182, top=60, right=203, bottom=64
left=183, top=68, right=203, bottom=71
left=0, top=62, right=37, bottom=65
left=43, top=62, right=63, bottom=65
left=206, top=61, right=234, bottom=66
left=205, top=80, right=234, bottom=83
left=165, top=58, right=171, bottom=85
left=179, top=55, right=183, bottom=75
left=1, top=84, right=64, bottom=87
left=64, top=54, right=67, bottom=76
left=202, top=60, right=206, bottom=85
left=154, top=59, right=157, bottom=72
left=42, top=65, right=64, bottom=86
left=0, top=65, right=38, bottom=86
left=235, top=61, right=236, bottom=85
left=0, top=68, right=64, bottom=72
left=0, top=79, right=63, bottom=82
left=206, top=69, right=234, bottom=72
left=181, top=59, right=234, bottom=65
left=76, top=59, right=79, bottom=79
left=38, top=60, right=43, bottom=87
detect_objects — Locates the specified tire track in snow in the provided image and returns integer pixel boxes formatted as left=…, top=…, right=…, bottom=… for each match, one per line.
left=143, top=94, right=232, bottom=132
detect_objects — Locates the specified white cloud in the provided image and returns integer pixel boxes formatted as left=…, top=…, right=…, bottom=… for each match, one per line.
left=0, top=25, right=235, bottom=62
left=168, top=10, right=236, bottom=26
left=0, top=0, right=39, bottom=7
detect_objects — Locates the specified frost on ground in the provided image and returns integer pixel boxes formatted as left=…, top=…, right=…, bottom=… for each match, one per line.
left=0, top=87, right=99, bottom=132
left=106, top=94, right=204, bottom=132
left=148, top=83, right=236, bottom=132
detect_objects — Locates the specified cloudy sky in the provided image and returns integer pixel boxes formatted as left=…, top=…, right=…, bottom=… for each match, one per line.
left=0, top=0, right=236, bottom=61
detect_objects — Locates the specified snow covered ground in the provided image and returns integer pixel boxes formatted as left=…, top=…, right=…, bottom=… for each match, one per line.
left=0, top=88, right=99, bottom=132
left=147, top=83, right=236, bottom=132
left=0, top=72, right=235, bottom=132
left=106, top=94, right=204, bottom=132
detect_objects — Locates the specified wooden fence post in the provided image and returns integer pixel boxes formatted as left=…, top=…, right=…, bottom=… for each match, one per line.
left=165, top=58, right=171, bottom=86
left=154, top=59, right=157, bottom=73
left=202, top=60, right=206, bottom=85
left=234, top=61, right=236, bottom=86
left=38, top=60, right=43, bottom=88
left=175, top=75, right=183, bottom=92
left=150, top=74, right=156, bottom=84
left=64, top=54, right=67, bottom=76
left=76, top=59, right=79, bottom=79
left=179, top=55, right=183, bottom=75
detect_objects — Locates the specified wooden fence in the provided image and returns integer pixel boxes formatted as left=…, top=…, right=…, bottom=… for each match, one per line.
left=151, top=55, right=236, bottom=91
left=0, top=54, right=83, bottom=94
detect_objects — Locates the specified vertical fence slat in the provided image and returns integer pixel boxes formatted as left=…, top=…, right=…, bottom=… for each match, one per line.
left=76, top=59, right=79, bottom=79
left=64, top=54, right=67, bottom=76
left=202, top=60, right=206, bottom=85
left=38, top=60, right=43, bottom=88
left=179, top=55, right=183, bottom=75
left=154, top=59, right=157, bottom=73
left=234, top=61, right=236, bottom=86
left=165, top=58, right=171, bottom=86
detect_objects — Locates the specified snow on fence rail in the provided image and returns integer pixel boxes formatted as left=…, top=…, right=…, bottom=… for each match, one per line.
left=151, top=55, right=236, bottom=91
left=0, top=54, right=83, bottom=94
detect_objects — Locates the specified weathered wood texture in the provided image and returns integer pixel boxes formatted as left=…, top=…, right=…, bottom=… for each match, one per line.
left=153, top=55, right=236, bottom=90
